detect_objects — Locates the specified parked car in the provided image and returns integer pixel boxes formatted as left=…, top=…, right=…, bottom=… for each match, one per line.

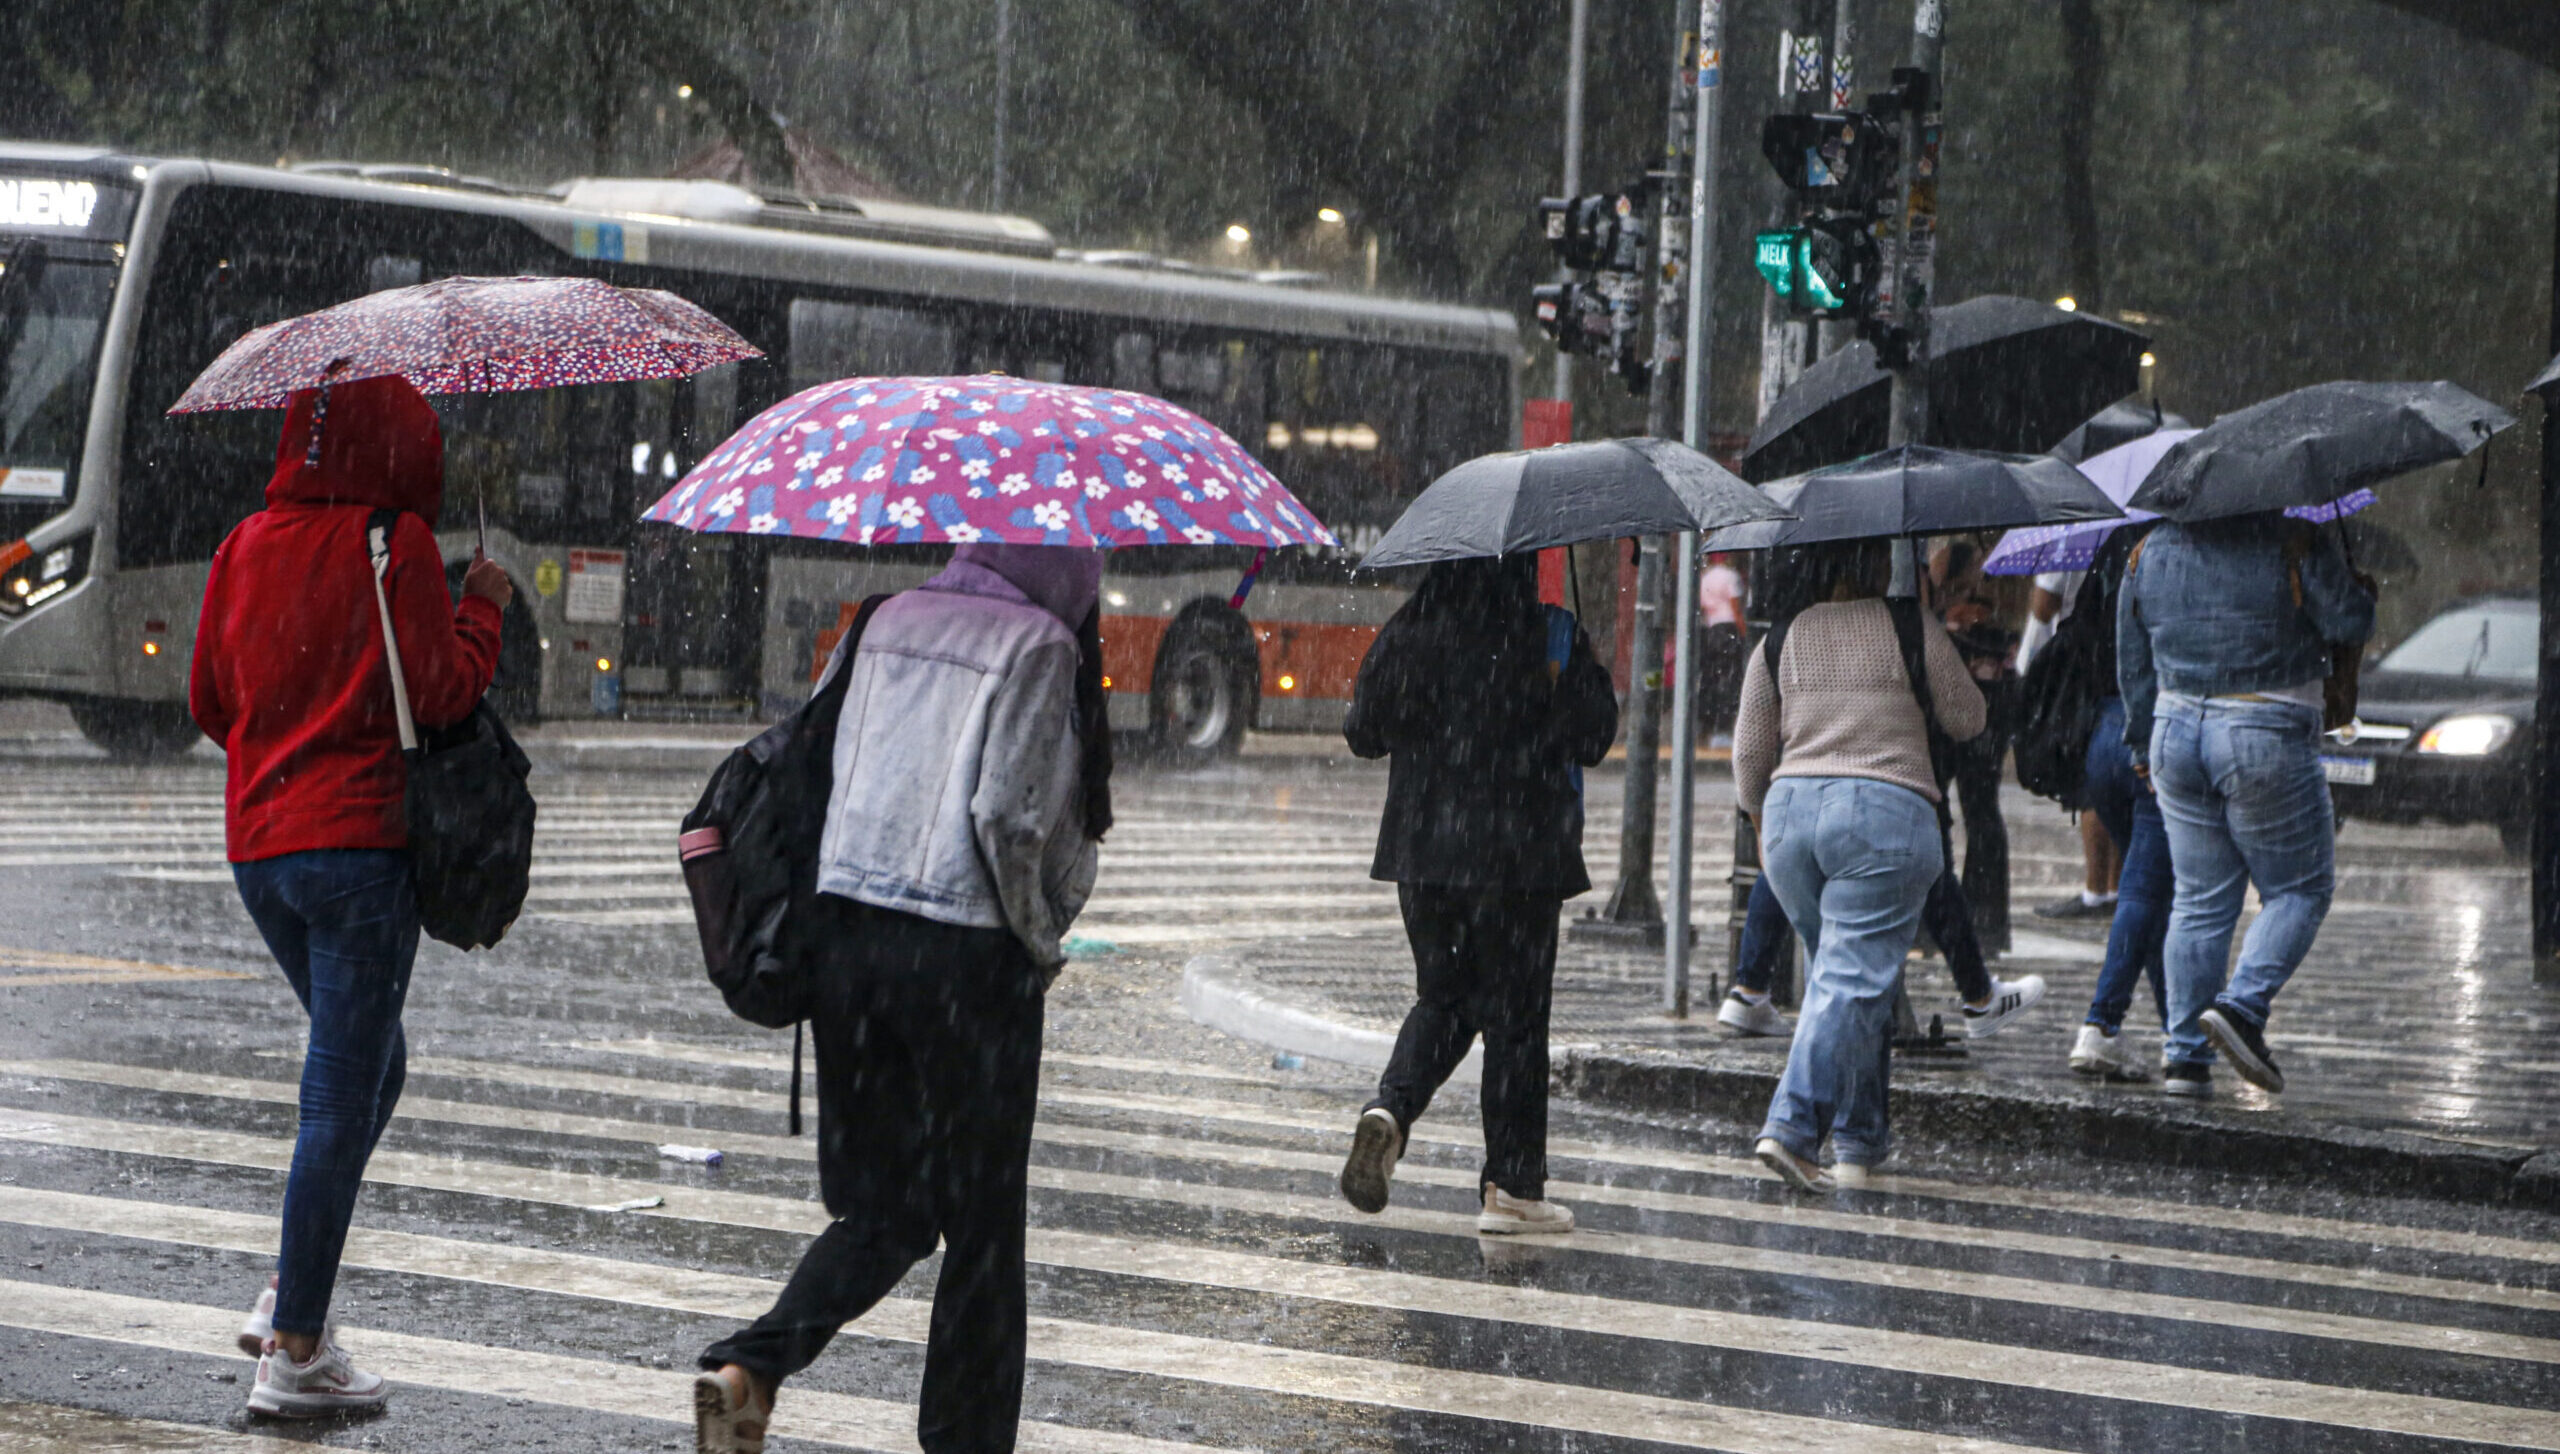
left=2322, top=594, right=2536, bottom=853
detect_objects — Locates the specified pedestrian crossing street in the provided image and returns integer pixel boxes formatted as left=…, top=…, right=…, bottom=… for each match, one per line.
left=0, top=763, right=1693, bottom=952
left=7, top=1030, right=2560, bottom=1450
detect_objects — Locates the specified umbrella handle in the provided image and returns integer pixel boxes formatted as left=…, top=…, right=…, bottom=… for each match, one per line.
left=1227, top=547, right=1269, bottom=610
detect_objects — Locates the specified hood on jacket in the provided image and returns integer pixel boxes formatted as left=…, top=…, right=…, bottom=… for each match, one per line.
left=953, top=542, right=1105, bottom=629
left=265, top=374, right=445, bottom=523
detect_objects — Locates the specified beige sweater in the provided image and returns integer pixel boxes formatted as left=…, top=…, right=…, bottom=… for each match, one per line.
left=1733, top=598, right=1988, bottom=820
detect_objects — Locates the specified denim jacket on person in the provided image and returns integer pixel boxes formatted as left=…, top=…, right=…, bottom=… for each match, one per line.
left=814, top=559, right=1097, bottom=974
left=2115, top=515, right=2376, bottom=765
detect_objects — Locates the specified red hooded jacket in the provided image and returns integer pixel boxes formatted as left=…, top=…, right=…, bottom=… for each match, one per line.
left=188, top=376, right=503, bottom=862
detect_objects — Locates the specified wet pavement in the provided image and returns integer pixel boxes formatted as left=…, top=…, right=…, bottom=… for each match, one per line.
left=4, top=725, right=2560, bottom=1450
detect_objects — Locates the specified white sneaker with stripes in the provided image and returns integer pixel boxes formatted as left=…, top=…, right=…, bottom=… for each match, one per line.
left=247, top=1338, right=387, bottom=1419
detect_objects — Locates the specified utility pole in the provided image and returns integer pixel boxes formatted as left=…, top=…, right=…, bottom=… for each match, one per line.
left=1818, top=3, right=1860, bottom=357
left=1591, top=3, right=1701, bottom=938
left=991, top=0, right=1013, bottom=210
left=1876, top=0, right=1944, bottom=450
left=1555, top=0, right=1590, bottom=408
left=1663, top=0, right=1729, bottom=1016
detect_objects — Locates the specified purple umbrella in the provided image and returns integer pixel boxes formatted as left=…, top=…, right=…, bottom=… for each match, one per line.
left=168, top=275, right=760, bottom=413
left=641, top=375, right=1338, bottom=550
left=1985, top=428, right=2375, bottom=576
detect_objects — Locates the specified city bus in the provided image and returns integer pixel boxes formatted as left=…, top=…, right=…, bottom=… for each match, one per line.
left=0, top=144, right=1519, bottom=758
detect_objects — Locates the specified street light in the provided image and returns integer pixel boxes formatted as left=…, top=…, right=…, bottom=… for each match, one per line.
left=676, top=84, right=693, bottom=99
left=1317, top=207, right=1345, bottom=224
left=2054, top=295, right=2079, bottom=312
left=1225, top=223, right=1252, bottom=244
left=2140, top=351, right=2157, bottom=368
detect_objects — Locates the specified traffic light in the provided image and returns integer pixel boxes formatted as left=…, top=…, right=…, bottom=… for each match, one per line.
left=1532, top=182, right=1655, bottom=394
left=1753, top=109, right=1899, bottom=330
left=1752, top=218, right=1872, bottom=316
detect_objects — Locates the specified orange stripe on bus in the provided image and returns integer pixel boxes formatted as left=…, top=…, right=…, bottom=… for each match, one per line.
left=815, top=605, right=1378, bottom=704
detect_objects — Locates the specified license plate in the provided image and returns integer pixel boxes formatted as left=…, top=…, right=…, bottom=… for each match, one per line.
left=2322, top=755, right=2376, bottom=786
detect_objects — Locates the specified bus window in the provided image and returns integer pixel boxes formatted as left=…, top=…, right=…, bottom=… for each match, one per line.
left=1111, top=332, right=1154, bottom=391
left=0, top=242, right=117, bottom=534
left=787, top=299, right=956, bottom=388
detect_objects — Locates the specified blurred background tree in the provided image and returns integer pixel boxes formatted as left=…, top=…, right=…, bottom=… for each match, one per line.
left=0, top=0, right=2551, bottom=624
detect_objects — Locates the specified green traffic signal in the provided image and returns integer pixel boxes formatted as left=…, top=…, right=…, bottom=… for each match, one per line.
left=1754, top=228, right=1850, bottom=312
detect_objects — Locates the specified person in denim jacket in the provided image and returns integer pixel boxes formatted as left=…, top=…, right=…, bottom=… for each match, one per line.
left=2118, top=512, right=2375, bottom=1098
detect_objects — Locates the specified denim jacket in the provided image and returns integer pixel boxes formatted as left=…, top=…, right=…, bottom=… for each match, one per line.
left=814, top=560, right=1096, bottom=972
left=2116, top=516, right=2376, bottom=764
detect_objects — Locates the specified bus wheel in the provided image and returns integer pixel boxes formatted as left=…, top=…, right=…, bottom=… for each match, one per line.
left=68, top=698, right=202, bottom=761
left=1149, top=615, right=1256, bottom=764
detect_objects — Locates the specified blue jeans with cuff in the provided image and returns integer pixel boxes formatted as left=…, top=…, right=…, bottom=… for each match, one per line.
left=2148, top=695, right=2335, bottom=1066
left=233, top=848, right=418, bottom=1338
left=2080, top=696, right=2168, bottom=1034
left=1756, top=776, right=1944, bottom=1170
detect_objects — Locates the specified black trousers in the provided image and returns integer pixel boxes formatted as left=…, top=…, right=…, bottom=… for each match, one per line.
left=1945, top=678, right=2014, bottom=950
left=1370, top=884, right=1560, bottom=1201
left=699, top=897, right=1045, bottom=1454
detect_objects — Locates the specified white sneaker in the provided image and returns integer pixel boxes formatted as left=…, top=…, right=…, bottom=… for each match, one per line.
left=1755, top=1136, right=1835, bottom=1194
left=695, top=1366, right=771, bottom=1454
left=2069, top=1023, right=2151, bottom=1082
left=238, top=1276, right=276, bottom=1357
left=1830, top=1162, right=1873, bottom=1190
left=1962, top=974, right=2048, bottom=1039
left=1716, top=990, right=1788, bottom=1037
left=1338, top=1107, right=1404, bottom=1214
left=1476, top=1185, right=1574, bottom=1235
left=247, top=1339, right=387, bottom=1419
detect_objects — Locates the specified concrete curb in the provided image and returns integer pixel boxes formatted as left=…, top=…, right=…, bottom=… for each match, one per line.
left=1179, top=953, right=2555, bottom=1207
left=1180, top=954, right=1482, bottom=1085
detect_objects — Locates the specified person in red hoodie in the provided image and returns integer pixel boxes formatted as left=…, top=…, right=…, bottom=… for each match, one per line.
left=188, top=374, right=509, bottom=1419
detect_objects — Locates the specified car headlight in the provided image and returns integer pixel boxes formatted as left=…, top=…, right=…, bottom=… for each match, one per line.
left=0, top=533, right=89, bottom=618
left=2416, top=713, right=2517, bottom=757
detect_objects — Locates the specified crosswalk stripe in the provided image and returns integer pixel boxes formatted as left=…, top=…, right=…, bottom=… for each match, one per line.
left=0, top=1402, right=302, bottom=1450
left=0, top=1276, right=1207, bottom=1454
left=26, top=1053, right=2556, bottom=1357
left=588, top=1039, right=2560, bottom=1280
left=0, top=1189, right=2076, bottom=1454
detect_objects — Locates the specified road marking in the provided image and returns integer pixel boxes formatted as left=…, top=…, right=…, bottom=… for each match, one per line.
left=0, top=1401, right=303, bottom=1450
left=0, top=947, right=258, bottom=987
left=0, top=1276, right=1201, bottom=1454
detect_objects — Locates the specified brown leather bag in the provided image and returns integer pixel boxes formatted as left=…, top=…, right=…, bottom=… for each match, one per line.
left=2280, top=523, right=2374, bottom=733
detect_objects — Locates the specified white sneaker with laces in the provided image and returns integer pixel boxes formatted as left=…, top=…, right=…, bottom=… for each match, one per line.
left=1476, top=1185, right=1574, bottom=1235
left=1755, top=1136, right=1835, bottom=1194
left=247, top=1339, right=387, bottom=1419
left=1830, top=1162, right=1873, bottom=1190
left=1962, top=974, right=2049, bottom=1040
left=1715, top=990, right=1788, bottom=1037
left=238, top=1276, right=277, bottom=1358
left=2069, top=1023, right=2151, bottom=1082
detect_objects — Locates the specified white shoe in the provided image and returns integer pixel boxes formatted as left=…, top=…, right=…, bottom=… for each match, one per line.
left=1715, top=990, right=1788, bottom=1037
left=1476, top=1185, right=1574, bottom=1235
left=1338, top=1107, right=1404, bottom=1214
left=238, top=1276, right=277, bottom=1357
left=247, top=1339, right=387, bottom=1419
left=1830, top=1162, right=1873, bottom=1190
left=695, top=1366, right=771, bottom=1454
left=2069, top=1023, right=2151, bottom=1082
left=1962, top=974, right=2048, bottom=1039
left=1755, top=1137, right=1835, bottom=1194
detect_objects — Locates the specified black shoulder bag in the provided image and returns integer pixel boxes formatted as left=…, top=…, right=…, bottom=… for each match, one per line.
left=678, top=594, right=891, bottom=1133
left=2011, top=571, right=2111, bottom=806
left=365, top=511, right=537, bottom=952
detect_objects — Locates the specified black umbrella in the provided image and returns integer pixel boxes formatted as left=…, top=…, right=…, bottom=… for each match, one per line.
left=2128, top=380, right=2515, bottom=523
left=2526, top=354, right=2560, bottom=399
left=1741, top=295, right=2149, bottom=481
left=1358, top=437, right=1791, bottom=568
left=2049, top=398, right=2192, bottom=466
left=1703, top=444, right=2123, bottom=552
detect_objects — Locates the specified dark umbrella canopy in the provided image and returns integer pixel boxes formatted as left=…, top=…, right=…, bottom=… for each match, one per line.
left=1741, top=295, right=2149, bottom=481
left=2128, top=380, right=2515, bottom=523
left=1358, top=437, right=1790, bottom=568
left=1703, top=444, right=2123, bottom=552
left=2049, top=398, right=2192, bottom=466
left=2527, top=353, right=2560, bottom=399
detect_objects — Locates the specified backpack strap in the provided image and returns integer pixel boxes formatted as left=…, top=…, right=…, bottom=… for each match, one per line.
left=1760, top=611, right=1796, bottom=724
left=1886, top=595, right=1958, bottom=835
left=364, top=508, right=418, bottom=753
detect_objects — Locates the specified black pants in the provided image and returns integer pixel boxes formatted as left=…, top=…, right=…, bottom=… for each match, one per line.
left=1370, top=884, right=1560, bottom=1201
left=1944, top=678, right=2014, bottom=950
left=699, top=897, right=1045, bottom=1454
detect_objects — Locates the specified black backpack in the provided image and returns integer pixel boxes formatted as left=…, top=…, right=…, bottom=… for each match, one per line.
left=364, top=511, right=537, bottom=951
left=2012, top=570, right=2113, bottom=806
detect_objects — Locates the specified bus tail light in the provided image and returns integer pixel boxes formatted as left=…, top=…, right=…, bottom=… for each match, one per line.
left=0, top=533, right=88, bottom=618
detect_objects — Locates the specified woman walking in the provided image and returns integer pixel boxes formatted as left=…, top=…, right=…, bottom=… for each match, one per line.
left=694, top=542, right=1111, bottom=1454
left=1735, top=541, right=1985, bottom=1192
left=1334, top=555, right=1616, bottom=1234
left=189, top=376, right=509, bottom=1417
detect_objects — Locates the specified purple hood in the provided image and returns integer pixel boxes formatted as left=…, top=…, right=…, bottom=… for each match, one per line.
left=952, top=543, right=1105, bottom=628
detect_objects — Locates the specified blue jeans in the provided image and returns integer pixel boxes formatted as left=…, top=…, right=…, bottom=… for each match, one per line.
left=233, top=849, right=418, bottom=1337
left=2081, top=697, right=2168, bottom=1033
left=1737, top=845, right=1989, bottom=1005
left=1756, top=777, right=1944, bottom=1168
left=2148, top=697, right=2335, bottom=1066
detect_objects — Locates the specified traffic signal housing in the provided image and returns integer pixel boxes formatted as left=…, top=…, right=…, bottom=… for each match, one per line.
left=1758, top=112, right=1899, bottom=216
left=1532, top=182, right=1656, bottom=394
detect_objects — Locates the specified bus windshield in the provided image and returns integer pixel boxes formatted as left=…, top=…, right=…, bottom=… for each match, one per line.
left=0, top=240, right=118, bottom=527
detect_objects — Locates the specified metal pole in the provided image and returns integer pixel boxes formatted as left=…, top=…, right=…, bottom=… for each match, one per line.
left=1664, top=0, right=1727, bottom=1017
left=1817, top=3, right=1861, bottom=357
left=1555, top=0, right=1590, bottom=404
left=991, top=0, right=1013, bottom=210
left=1596, top=4, right=1700, bottom=935
left=2535, top=126, right=2560, bottom=981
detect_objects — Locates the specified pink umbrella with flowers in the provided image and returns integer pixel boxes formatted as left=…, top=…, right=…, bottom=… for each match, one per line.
left=640, top=374, right=1338, bottom=550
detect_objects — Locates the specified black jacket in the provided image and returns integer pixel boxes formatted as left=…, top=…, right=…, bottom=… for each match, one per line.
left=1344, top=560, right=1619, bottom=894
